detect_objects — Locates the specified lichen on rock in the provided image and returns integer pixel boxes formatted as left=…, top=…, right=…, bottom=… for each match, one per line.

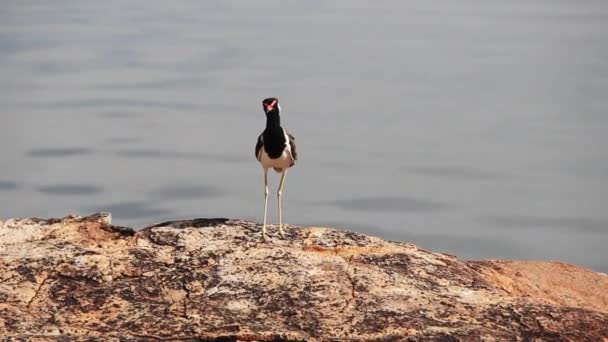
left=0, top=213, right=607, bottom=341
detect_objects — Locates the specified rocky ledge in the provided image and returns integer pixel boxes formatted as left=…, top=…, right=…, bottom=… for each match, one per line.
left=0, top=213, right=607, bottom=341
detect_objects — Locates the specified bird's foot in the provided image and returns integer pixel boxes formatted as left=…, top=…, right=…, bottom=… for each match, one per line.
left=261, top=224, right=269, bottom=242
left=279, top=226, right=287, bottom=239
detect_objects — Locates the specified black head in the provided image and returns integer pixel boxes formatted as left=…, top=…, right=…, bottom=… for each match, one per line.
left=262, top=97, right=280, bottom=115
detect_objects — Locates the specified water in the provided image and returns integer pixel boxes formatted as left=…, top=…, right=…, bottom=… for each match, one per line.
left=1, top=0, right=607, bottom=272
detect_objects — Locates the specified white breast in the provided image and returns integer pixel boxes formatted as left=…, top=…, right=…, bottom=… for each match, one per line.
left=260, top=149, right=292, bottom=170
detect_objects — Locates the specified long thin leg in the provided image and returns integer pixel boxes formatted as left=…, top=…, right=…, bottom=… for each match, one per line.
left=277, top=169, right=288, bottom=238
left=262, top=168, right=269, bottom=240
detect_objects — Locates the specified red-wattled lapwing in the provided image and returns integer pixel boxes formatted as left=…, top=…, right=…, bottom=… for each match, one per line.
left=255, top=97, right=297, bottom=240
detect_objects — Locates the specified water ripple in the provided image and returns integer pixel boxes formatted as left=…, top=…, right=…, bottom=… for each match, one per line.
left=28, top=148, right=92, bottom=158
left=37, top=184, right=103, bottom=196
left=327, top=196, right=449, bottom=213
left=0, top=181, right=19, bottom=191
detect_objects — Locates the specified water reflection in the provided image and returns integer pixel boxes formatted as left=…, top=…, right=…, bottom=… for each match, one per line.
left=481, top=215, right=608, bottom=234
left=317, top=160, right=356, bottom=169
left=0, top=181, right=19, bottom=191
left=114, top=149, right=247, bottom=163
left=104, top=137, right=140, bottom=144
left=34, top=99, right=197, bottom=110
left=31, top=62, right=73, bottom=74
left=327, top=196, right=449, bottom=213
left=95, top=78, right=206, bottom=90
left=151, top=184, right=226, bottom=200
left=409, top=166, right=502, bottom=181
left=37, top=184, right=103, bottom=196
left=98, top=112, right=137, bottom=119
left=27, top=148, right=92, bottom=158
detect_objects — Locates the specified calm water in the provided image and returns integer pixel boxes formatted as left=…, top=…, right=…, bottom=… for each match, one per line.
left=1, top=1, right=607, bottom=272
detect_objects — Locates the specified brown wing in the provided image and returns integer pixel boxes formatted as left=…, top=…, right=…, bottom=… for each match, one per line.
left=288, top=133, right=297, bottom=166
left=255, top=133, right=263, bottom=161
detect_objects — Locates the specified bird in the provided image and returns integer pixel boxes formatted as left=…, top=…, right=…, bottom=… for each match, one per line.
left=255, top=97, right=297, bottom=240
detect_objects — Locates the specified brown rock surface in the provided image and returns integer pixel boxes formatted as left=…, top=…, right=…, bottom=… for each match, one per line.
left=0, top=213, right=606, bottom=341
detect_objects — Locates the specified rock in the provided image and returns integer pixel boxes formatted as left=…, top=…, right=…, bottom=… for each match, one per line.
left=0, top=214, right=606, bottom=341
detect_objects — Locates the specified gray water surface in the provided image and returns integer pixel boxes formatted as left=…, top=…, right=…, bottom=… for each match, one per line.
left=1, top=1, right=607, bottom=272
